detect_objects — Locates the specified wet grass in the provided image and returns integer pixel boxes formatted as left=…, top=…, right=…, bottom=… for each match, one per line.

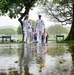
left=0, top=41, right=24, bottom=44
left=57, top=40, right=74, bottom=43
left=0, top=40, right=74, bottom=45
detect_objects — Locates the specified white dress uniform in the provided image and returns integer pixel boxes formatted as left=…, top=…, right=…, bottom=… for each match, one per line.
left=23, top=19, right=32, bottom=43
left=35, top=19, right=45, bottom=43
left=31, top=28, right=36, bottom=43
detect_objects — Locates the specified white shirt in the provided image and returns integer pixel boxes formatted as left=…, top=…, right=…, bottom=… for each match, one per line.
left=23, top=19, right=32, bottom=32
left=36, top=19, right=45, bottom=33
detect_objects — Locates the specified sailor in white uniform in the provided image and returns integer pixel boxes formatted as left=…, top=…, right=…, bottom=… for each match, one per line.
left=23, top=15, right=32, bottom=43
left=35, top=15, right=45, bottom=43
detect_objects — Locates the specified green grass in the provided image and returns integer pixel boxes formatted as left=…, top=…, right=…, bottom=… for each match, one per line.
left=0, top=35, right=74, bottom=44
left=18, top=37, right=22, bottom=41
left=0, top=41, right=24, bottom=44
left=0, top=40, right=74, bottom=44
left=60, top=40, right=74, bottom=43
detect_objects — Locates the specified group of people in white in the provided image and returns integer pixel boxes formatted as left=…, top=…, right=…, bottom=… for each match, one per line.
left=23, top=14, right=48, bottom=43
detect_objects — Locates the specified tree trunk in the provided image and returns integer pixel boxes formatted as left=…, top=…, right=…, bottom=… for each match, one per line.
left=65, top=3, right=74, bottom=40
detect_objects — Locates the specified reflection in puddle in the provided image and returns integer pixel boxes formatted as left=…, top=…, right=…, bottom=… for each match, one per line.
left=0, top=43, right=74, bottom=75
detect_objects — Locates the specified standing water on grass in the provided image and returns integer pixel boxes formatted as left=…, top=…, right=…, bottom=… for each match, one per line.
left=0, top=42, right=74, bottom=75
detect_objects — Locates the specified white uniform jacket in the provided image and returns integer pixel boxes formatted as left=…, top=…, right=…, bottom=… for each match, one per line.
left=23, top=19, right=32, bottom=32
left=35, top=19, right=45, bottom=33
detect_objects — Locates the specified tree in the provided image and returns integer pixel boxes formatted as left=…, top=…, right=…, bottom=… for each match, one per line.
left=47, top=25, right=68, bottom=35
left=17, top=19, right=36, bottom=34
left=17, top=25, right=22, bottom=34
left=0, top=28, right=16, bottom=35
left=40, top=0, right=74, bottom=40
left=0, top=0, right=48, bottom=41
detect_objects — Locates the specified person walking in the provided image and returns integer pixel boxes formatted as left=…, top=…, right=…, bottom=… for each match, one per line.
left=23, top=15, right=32, bottom=43
left=35, top=15, right=45, bottom=43
left=46, top=31, right=49, bottom=43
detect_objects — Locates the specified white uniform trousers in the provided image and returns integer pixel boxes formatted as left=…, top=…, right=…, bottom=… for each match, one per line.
left=24, top=31, right=31, bottom=43
left=36, top=30, right=42, bottom=43
left=24, top=31, right=27, bottom=43
left=27, top=31, right=31, bottom=44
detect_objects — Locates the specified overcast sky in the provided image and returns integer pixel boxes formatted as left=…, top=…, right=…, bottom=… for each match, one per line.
left=0, top=7, right=55, bottom=28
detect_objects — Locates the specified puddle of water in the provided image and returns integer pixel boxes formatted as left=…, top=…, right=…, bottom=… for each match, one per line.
left=0, top=43, right=74, bottom=75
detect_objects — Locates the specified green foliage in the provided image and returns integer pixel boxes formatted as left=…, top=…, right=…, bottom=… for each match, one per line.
left=37, top=0, right=48, bottom=5
left=0, top=0, right=48, bottom=18
left=53, top=0, right=58, bottom=3
left=31, top=20, right=36, bottom=27
left=47, top=25, right=68, bottom=35
left=17, top=25, right=22, bottom=34
left=0, top=28, right=16, bottom=35
left=53, top=0, right=69, bottom=3
left=0, top=0, right=32, bottom=18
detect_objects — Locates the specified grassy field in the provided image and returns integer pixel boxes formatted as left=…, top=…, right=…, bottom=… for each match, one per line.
left=0, top=34, right=74, bottom=44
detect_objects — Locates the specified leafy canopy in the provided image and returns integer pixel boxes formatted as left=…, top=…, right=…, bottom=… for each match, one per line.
left=0, top=0, right=48, bottom=18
